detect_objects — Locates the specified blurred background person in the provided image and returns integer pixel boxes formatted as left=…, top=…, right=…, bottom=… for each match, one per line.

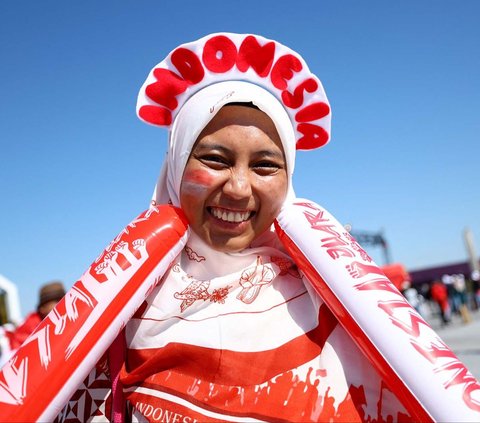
left=442, top=274, right=457, bottom=314
left=452, top=273, right=472, bottom=324
left=430, top=279, right=451, bottom=325
left=2, top=281, right=65, bottom=360
left=470, top=270, right=480, bottom=310
left=401, top=280, right=426, bottom=318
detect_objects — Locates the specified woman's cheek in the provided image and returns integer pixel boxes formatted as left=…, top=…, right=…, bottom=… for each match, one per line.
left=260, top=174, right=288, bottom=202
left=181, top=169, right=215, bottom=196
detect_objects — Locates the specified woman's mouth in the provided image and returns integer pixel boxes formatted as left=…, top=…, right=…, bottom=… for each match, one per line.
left=208, top=206, right=254, bottom=223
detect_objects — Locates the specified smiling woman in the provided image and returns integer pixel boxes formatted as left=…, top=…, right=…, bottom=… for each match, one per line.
left=5, top=32, right=474, bottom=423
left=52, top=32, right=418, bottom=423
left=180, top=105, right=288, bottom=252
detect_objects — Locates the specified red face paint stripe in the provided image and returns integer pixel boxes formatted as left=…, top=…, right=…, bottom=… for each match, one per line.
left=182, top=169, right=214, bottom=187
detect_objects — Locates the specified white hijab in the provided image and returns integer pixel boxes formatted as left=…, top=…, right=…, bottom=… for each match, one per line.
left=151, top=80, right=297, bottom=208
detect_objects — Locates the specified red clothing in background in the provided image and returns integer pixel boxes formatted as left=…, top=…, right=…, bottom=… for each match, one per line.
left=5, top=312, right=42, bottom=350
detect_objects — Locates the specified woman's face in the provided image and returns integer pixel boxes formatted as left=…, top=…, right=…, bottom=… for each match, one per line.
left=180, top=105, right=288, bottom=253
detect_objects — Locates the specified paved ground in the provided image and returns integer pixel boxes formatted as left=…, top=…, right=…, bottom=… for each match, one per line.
left=424, top=306, right=480, bottom=381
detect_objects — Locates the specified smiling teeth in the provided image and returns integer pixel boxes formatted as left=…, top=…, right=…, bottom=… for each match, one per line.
left=211, top=208, right=251, bottom=223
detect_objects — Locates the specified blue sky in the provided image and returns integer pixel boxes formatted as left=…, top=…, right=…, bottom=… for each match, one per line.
left=1, top=1, right=479, bottom=316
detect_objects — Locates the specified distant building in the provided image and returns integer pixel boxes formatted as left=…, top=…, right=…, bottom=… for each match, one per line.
left=409, top=260, right=476, bottom=286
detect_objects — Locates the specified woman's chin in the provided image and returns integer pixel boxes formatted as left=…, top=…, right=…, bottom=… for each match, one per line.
left=206, top=232, right=254, bottom=253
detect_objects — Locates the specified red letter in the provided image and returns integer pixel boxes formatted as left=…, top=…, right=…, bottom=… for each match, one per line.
left=293, top=201, right=321, bottom=211
left=303, top=210, right=329, bottom=230
left=354, top=277, right=400, bottom=296
left=146, top=68, right=190, bottom=110
left=282, top=78, right=318, bottom=109
left=463, top=381, right=480, bottom=412
left=171, top=47, right=205, bottom=84
left=138, top=105, right=172, bottom=126
left=411, top=337, right=456, bottom=364
left=328, top=248, right=355, bottom=259
left=270, top=54, right=303, bottom=90
left=237, top=35, right=275, bottom=77
left=203, top=35, right=237, bottom=73
left=442, top=361, right=480, bottom=392
left=295, top=102, right=330, bottom=122
left=378, top=300, right=427, bottom=337
left=296, top=123, right=329, bottom=150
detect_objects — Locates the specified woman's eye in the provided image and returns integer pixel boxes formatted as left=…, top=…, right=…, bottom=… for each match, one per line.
left=198, top=155, right=229, bottom=168
left=253, top=161, right=282, bottom=175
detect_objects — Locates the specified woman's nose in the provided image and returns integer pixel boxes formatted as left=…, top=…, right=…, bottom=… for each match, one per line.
left=222, top=169, right=252, bottom=199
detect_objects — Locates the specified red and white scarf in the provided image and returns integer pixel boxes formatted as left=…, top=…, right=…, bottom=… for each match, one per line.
left=58, top=230, right=410, bottom=422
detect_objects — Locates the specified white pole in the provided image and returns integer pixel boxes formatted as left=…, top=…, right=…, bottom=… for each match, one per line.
left=464, top=227, right=480, bottom=274
left=0, top=274, right=22, bottom=325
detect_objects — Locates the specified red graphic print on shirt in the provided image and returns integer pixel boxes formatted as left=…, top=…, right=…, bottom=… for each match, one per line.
left=237, top=256, right=274, bottom=304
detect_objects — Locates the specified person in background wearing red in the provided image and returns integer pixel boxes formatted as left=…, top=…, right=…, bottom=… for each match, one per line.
left=430, top=279, right=451, bottom=325
left=5, top=281, right=66, bottom=350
